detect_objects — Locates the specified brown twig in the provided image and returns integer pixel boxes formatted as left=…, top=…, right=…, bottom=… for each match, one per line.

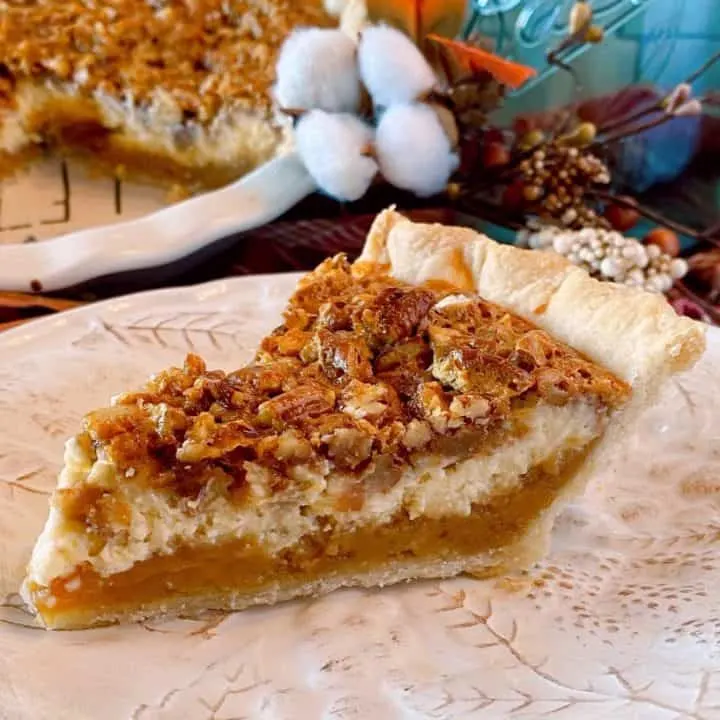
left=587, top=189, right=709, bottom=242
left=699, top=220, right=720, bottom=242
left=596, top=50, right=720, bottom=136
left=546, top=29, right=586, bottom=103
left=684, top=50, right=720, bottom=87
left=595, top=112, right=675, bottom=147
left=596, top=101, right=661, bottom=136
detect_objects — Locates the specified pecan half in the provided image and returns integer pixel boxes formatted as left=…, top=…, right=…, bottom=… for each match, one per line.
left=257, top=384, right=336, bottom=428
left=315, top=329, right=373, bottom=382
left=354, top=287, right=436, bottom=348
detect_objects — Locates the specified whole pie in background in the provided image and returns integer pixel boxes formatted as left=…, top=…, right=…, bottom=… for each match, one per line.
left=0, top=0, right=341, bottom=192
left=21, top=209, right=705, bottom=630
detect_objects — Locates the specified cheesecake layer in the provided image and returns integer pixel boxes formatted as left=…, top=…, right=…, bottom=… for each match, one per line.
left=28, top=442, right=593, bottom=629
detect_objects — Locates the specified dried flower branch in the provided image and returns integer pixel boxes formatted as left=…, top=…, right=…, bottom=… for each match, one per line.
left=592, top=51, right=720, bottom=141
left=588, top=190, right=709, bottom=244
left=546, top=2, right=604, bottom=91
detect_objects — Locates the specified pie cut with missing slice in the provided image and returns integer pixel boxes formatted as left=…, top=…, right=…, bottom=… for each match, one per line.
left=22, top=209, right=705, bottom=629
left=0, top=0, right=341, bottom=191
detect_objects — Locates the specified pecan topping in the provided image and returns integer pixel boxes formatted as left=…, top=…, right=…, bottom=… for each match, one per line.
left=375, top=338, right=432, bottom=373
left=341, top=380, right=395, bottom=421
left=432, top=347, right=534, bottom=397
left=323, top=428, right=373, bottom=470
left=315, top=329, right=373, bottom=382
left=257, top=384, right=336, bottom=428
left=353, top=287, right=436, bottom=349
left=75, top=252, right=630, bottom=514
left=513, top=330, right=558, bottom=369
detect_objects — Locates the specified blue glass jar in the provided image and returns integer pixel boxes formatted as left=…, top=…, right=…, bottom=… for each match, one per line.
left=462, top=0, right=719, bottom=243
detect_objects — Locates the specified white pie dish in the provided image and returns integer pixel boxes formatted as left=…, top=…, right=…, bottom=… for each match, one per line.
left=0, top=154, right=315, bottom=292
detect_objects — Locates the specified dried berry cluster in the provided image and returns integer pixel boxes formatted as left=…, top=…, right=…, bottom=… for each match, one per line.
left=521, top=225, right=688, bottom=293
left=516, top=142, right=610, bottom=229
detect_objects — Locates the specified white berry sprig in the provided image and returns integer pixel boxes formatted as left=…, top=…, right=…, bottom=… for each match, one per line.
left=519, top=225, right=688, bottom=294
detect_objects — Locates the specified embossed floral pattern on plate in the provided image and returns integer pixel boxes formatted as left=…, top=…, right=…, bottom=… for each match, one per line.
left=0, top=274, right=718, bottom=719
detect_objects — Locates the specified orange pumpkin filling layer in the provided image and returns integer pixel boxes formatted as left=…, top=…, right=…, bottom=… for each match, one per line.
left=29, top=445, right=592, bottom=628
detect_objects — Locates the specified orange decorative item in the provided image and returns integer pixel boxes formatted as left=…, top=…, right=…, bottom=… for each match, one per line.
left=644, top=228, right=680, bottom=258
left=365, top=0, right=466, bottom=44
left=604, top=197, right=640, bottom=232
left=425, top=35, right=537, bottom=89
left=482, top=140, right=511, bottom=168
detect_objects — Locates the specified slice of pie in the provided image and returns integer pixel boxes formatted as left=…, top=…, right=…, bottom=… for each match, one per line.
left=0, top=0, right=340, bottom=191
left=22, top=209, right=705, bottom=629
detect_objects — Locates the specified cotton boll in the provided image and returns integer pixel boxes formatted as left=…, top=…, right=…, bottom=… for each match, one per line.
left=375, top=103, right=458, bottom=197
left=275, top=29, right=361, bottom=113
left=358, top=25, right=437, bottom=106
left=296, top=111, right=378, bottom=202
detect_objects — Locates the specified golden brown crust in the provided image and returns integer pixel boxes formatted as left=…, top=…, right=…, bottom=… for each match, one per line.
left=360, top=208, right=706, bottom=389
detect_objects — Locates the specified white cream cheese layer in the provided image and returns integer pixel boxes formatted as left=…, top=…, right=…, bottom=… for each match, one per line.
left=1, top=81, right=288, bottom=170
left=26, top=402, right=601, bottom=588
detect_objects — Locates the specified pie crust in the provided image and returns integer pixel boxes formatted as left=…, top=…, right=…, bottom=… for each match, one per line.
left=22, top=209, right=705, bottom=629
left=0, top=0, right=346, bottom=191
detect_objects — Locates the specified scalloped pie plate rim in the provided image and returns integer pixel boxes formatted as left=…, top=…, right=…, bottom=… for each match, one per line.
left=0, top=274, right=718, bottom=720
left=0, top=154, right=315, bottom=293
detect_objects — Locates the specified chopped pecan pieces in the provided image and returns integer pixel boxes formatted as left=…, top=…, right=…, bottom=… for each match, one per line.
left=257, top=384, right=336, bottom=428
left=315, top=329, right=373, bottom=382
left=260, top=328, right=311, bottom=358
left=77, top=252, right=629, bottom=506
left=274, top=431, right=314, bottom=464
left=230, top=359, right=301, bottom=394
left=375, top=338, right=432, bottom=373
left=178, top=413, right=256, bottom=462
left=353, top=287, right=436, bottom=349
left=317, top=301, right=353, bottom=331
left=432, top=347, right=534, bottom=397
left=323, top=428, right=373, bottom=470
left=513, top=330, right=558, bottom=369
left=402, top=419, right=433, bottom=450
left=449, top=395, right=491, bottom=422
left=341, top=380, right=394, bottom=421
left=416, top=381, right=452, bottom=433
